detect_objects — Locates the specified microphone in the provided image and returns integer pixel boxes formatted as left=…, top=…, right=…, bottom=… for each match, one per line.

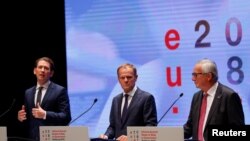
left=0, top=99, right=16, bottom=119
left=157, top=93, right=183, bottom=125
left=68, top=98, right=98, bottom=125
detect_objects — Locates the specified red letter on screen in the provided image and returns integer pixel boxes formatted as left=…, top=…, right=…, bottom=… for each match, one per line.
left=166, top=66, right=182, bottom=87
left=165, top=29, right=180, bottom=50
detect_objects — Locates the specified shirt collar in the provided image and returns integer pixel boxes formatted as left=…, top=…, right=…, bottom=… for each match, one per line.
left=37, top=81, right=50, bottom=90
left=206, top=82, right=218, bottom=97
left=123, top=86, right=137, bottom=97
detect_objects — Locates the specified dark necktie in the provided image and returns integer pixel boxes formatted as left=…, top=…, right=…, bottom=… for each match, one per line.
left=198, top=93, right=208, bottom=141
left=121, top=94, right=129, bottom=122
left=36, top=87, right=43, bottom=106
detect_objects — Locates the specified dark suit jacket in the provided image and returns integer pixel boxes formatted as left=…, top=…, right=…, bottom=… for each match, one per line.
left=104, top=87, right=157, bottom=139
left=24, top=82, right=71, bottom=141
left=184, top=83, right=245, bottom=141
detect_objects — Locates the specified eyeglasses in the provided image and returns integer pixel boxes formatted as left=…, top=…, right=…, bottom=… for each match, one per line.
left=192, top=72, right=205, bottom=78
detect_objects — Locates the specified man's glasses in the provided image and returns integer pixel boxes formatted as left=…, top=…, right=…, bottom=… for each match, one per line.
left=192, top=72, right=205, bottom=78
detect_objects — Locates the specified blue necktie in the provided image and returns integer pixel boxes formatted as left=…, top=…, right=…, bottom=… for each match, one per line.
left=121, top=94, right=129, bottom=122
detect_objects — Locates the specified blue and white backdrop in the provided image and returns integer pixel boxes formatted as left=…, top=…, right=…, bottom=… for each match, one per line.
left=65, top=0, right=250, bottom=137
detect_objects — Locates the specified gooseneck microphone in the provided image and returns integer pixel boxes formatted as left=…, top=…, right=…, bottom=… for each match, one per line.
left=68, top=98, right=98, bottom=125
left=157, top=93, right=183, bottom=125
left=0, top=99, right=16, bottom=119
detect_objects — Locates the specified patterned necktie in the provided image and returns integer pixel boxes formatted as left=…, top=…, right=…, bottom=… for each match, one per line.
left=121, top=94, right=129, bottom=122
left=36, top=87, right=43, bottom=106
left=198, top=93, right=208, bottom=141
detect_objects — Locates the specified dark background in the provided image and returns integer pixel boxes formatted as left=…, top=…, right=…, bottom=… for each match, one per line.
left=0, top=0, right=67, bottom=139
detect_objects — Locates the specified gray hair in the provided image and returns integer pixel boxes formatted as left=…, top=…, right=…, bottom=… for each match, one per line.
left=197, top=58, right=218, bottom=82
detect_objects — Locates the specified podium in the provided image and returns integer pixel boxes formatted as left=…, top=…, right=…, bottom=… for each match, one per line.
left=0, top=127, right=7, bottom=141
left=40, top=126, right=89, bottom=141
left=127, top=126, right=184, bottom=141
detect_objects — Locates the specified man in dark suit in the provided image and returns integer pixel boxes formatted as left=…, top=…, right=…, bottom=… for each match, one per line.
left=17, top=57, right=71, bottom=141
left=99, top=63, right=157, bottom=141
left=184, top=58, right=245, bottom=141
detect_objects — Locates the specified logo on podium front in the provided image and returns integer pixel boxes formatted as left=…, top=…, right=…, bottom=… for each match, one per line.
left=127, top=126, right=183, bottom=141
left=40, top=126, right=89, bottom=141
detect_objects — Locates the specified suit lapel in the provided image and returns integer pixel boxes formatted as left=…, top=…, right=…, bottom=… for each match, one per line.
left=30, top=87, right=36, bottom=107
left=127, top=89, right=141, bottom=113
left=118, top=94, right=123, bottom=121
left=40, top=82, right=53, bottom=107
left=121, top=88, right=141, bottom=126
left=205, top=83, right=222, bottom=127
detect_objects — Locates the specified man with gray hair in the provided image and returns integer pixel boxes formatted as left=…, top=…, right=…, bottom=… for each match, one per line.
left=184, top=58, right=245, bottom=141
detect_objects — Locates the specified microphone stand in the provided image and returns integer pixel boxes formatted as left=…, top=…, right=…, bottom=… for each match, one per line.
left=157, top=93, right=183, bottom=125
left=68, top=98, right=98, bottom=125
left=0, top=99, right=16, bottom=119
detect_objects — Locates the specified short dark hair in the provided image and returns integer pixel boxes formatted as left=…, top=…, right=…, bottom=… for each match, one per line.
left=35, top=57, right=55, bottom=71
left=117, top=63, right=137, bottom=77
